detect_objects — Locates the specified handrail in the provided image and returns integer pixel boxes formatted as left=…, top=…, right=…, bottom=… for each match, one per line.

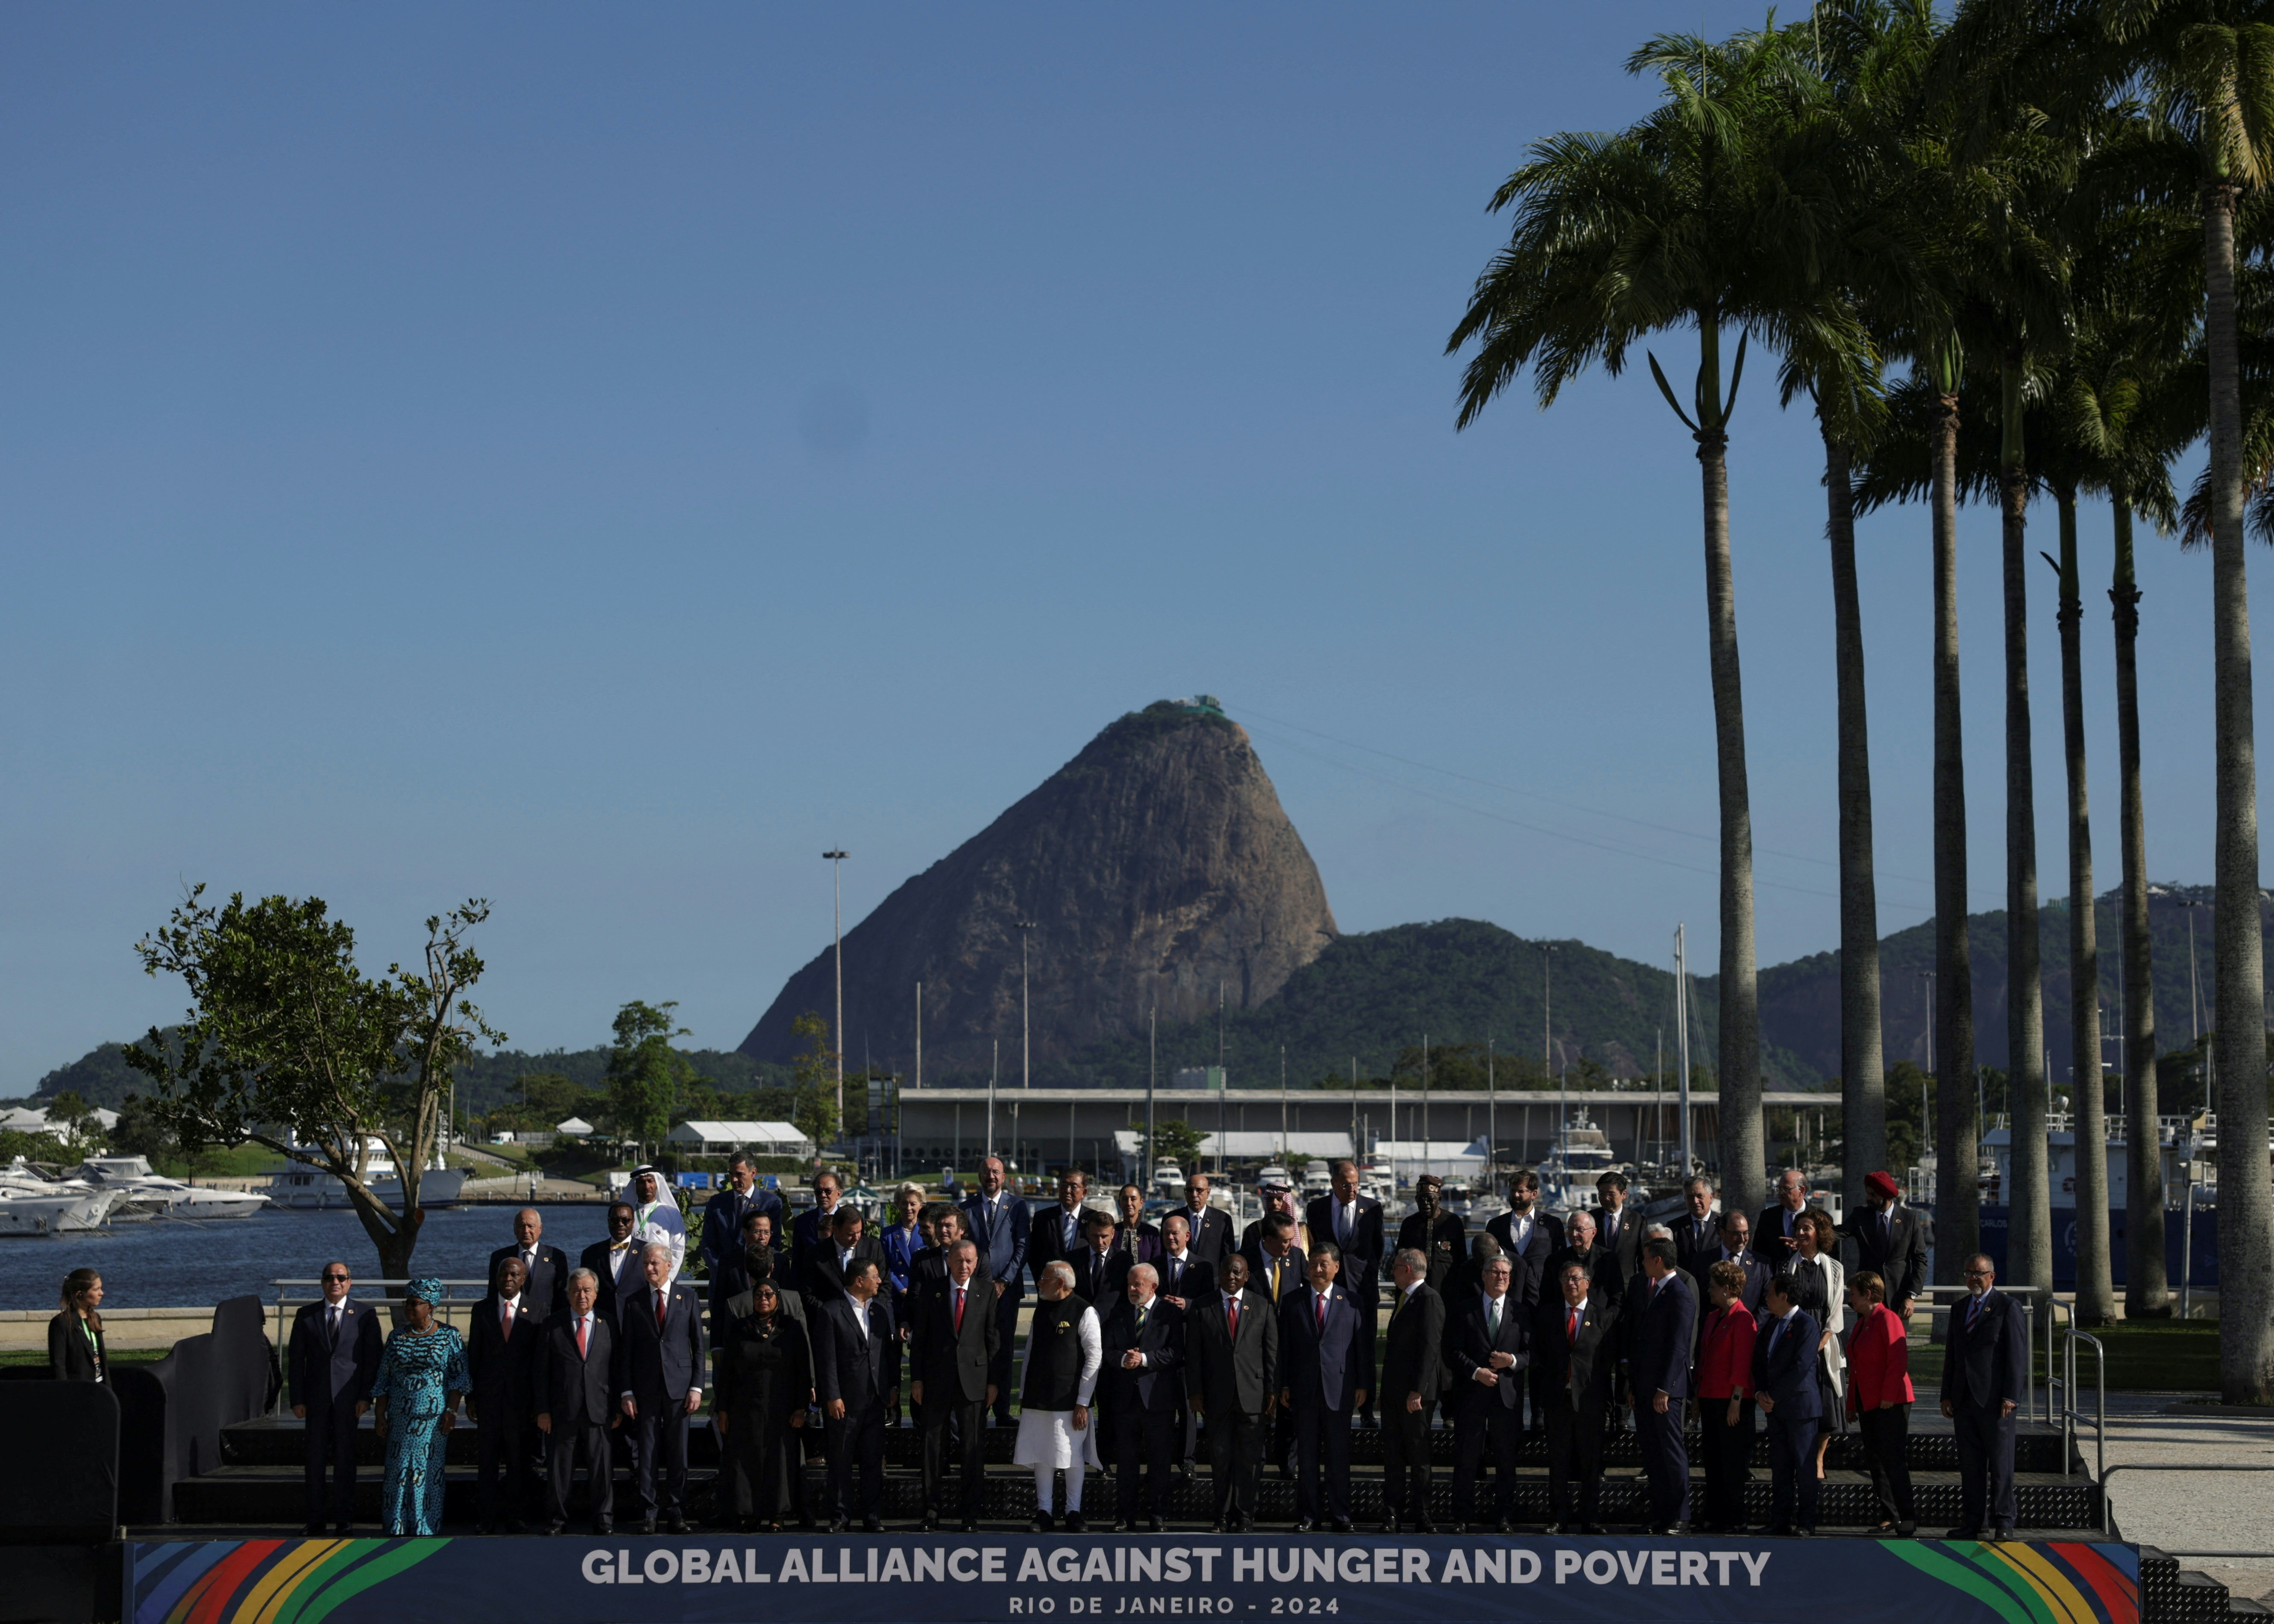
left=2102, top=1464, right=2274, bottom=1539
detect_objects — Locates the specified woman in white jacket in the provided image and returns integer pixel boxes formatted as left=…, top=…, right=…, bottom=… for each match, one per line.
left=1788, top=1208, right=1848, bottom=1480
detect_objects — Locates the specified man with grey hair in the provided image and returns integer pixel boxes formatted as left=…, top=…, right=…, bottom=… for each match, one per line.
left=1754, top=1168, right=1815, bottom=1273
left=536, top=1266, right=615, bottom=1534
left=1377, top=1247, right=1443, bottom=1532
left=1673, top=1177, right=1723, bottom=1279
left=617, top=1241, right=705, bottom=1534
left=1101, top=1261, right=1184, bottom=1530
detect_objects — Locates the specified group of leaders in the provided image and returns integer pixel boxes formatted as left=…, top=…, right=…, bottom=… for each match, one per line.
left=271, top=1157, right=2029, bottom=1542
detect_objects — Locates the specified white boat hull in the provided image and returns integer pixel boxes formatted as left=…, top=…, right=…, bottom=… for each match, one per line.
left=264, top=1167, right=469, bottom=1211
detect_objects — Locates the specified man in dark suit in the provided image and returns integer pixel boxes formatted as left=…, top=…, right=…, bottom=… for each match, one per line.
left=1154, top=1213, right=1214, bottom=1307
left=1626, top=1236, right=1697, bottom=1533
left=1241, top=1211, right=1309, bottom=1304
left=1754, top=1167, right=1816, bottom=1273
left=1484, top=1170, right=1562, bottom=1308
left=1111, top=1183, right=1162, bottom=1269
left=1177, top=1173, right=1236, bottom=1275
left=700, top=1157, right=782, bottom=1296
left=1671, top=1178, right=1725, bottom=1280
left=581, top=1201, right=644, bottom=1325
left=910, top=1239, right=996, bottom=1530
left=492, top=1207, right=570, bottom=1320
left=791, top=1170, right=849, bottom=1290
left=806, top=1205, right=888, bottom=1309
left=1187, top=1254, right=1275, bottom=1532
left=812, top=1258, right=900, bottom=1531
left=1594, top=1173, right=1641, bottom=1282
left=614, top=1241, right=707, bottom=1534
left=1447, top=1250, right=1529, bottom=1531
left=1395, top=1175, right=1466, bottom=1294
left=1753, top=1269, right=1825, bottom=1535
left=1279, top=1240, right=1371, bottom=1533
left=1847, top=1171, right=1930, bottom=1321
left=1711, top=1212, right=1772, bottom=1314
left=468, top=1255, right=544, bottom=1532
left=1940, top=1252, right=2028, bottom=1540
left=535, top=1266, right=617, bottom=1534
left=288, top=1260, right=381, bottom=1536
left=710, top=1208, right=792, bottom=1326
left=961, top=1155, right=1030, bottom=1427
left=909, top=1205, right=991, bottom=1301
left=1065, top=1209, right=1127, bottom=1310
left=1307, top=1159, right=1385, bottom=1314
left=1534, top=1258, right=1618, bottom=1534
left=1101, top=1263, right=1185, bottom=1530
left=1376, top=1247, right=1444, bottom=1532
left=1026, top=1169, right=1093, bottom=1281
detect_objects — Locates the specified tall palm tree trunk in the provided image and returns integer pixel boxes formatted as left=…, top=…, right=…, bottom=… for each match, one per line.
left=1825, top=425, right=1885, bottom=1207
left=2110, top=492, right=2166, bottom=1314
left=2204, top=181, right=2273, bottom=1403
left=2056, top=482, right=2114, bottom=1325
left=1698, top=315, right=1764, bottom=1221
left=1932, top=383, right=1980, bottom=1284
left=1999, top=352, right=2052, bottom=1292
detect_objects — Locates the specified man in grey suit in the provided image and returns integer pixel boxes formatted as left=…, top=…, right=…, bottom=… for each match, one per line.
left=288, top=1261, right=382, bottom=1536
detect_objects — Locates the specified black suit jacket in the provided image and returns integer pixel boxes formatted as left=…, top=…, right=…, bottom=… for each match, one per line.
left=1445, top=1288, right=1530, bottom=1413
left=1623, top=1271, right=1698, bottom=1399
left=1532, top=1291, right=1619, bottom=1411
left=910, top=1275, right=998, bottom=1403
left=489, top=1242, right=570, bottom=1319
left=467, top=1293, right=543, bottom=1421
left=537, top=1310, right=615, bottom=1426
left=1278, top=1285, right=1372, bottom=1413
left=1063, top=1245, right=1128, bottom=1313
left=1305, top=1195, right=1385, bottom=1296
left=1377, top=1282, right=1446, bottom=1405
left=287, top=1299, right=382, bottom=1410
left=1395, top=1210, right=1468, bottom=1293
left=1752, top=1204, right=1818, bottom=1272
left=1484, top=1208, right=1562, bottom=1306
left=1176, top=1203, right=1236, bottom=1273
left=614, top=1280, right=707, bottom=1407
left=1151, top=1250, right=1215, bottom=1307
left=1026, top=1203, right=1092, bottom=1283
left=581, top=1237, right=646, bottom=1324
left=1846, top=1201, right=1930, bottom=1306
left=1704, top=1249, right=1772, bottom=1316
left=1593, top=1205, right=1642, bottom=1281
left=813, top=1295, right=901, bottom=1413
left=1544, top=1242, right=1623, bottom=1303
left=1241, top=1245, right=1309, bottom=1309
left=1671, top=1212, right=1725, bottom=1281
left=1186, top=1286, right=1276, bottom=1416
left=1941, top=1289, right=2028, bottom=1413
left=804, top=1235, right=887, bottom=1307
left=1100, top=1296, right=1186, bottom=1413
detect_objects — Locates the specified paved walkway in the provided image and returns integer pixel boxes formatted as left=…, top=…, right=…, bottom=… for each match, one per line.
left=2098, top=1392, right=2274, bottom=1606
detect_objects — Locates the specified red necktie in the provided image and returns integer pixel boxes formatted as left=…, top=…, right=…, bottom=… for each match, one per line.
left=1567, top=1307, right=1580, bottom=1343
left=576, top=1316, right=589, bottom=1359
left=501, top=1302, right=514, bottom=1338
left=1227, top=1300, right=1240, bottom=1338
left=954, top=1287, right=966, bottom=1334
left=1316, top=1294, right=1327, bottom=1333
left=656, top=1291, right=668, bottom=1330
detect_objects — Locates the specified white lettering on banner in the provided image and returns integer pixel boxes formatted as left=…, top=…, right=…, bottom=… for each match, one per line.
left=882, top=1549, right=910, bottom=1583
left=1740, top=1554, right=1771, bottom=1586
left=619, top=1548, right=645, bottom=1585
left=1085, top=1549, right=1115, bottom=1583
left=644, top=1551, right=679, bottom=1586
left=1336, top=1550, right=1369, bottom=1584
left=1371, top=1550, right=1396, bottom=1584
left=1711, top=1554, right=1740, bottom=1585
left=1512, top=1552, right=1542, bottom=1583
left=1649, top=1553, right=1676, bottom=1586
left=1582, top=1552, right=1618, bottom=1585
left=778, top=1550, right=807, bottom=1583
left=949, top=1550, right=979, bottom=1581
left=710, top=1551, right=739, bottom=1584
left=1555, top=1551, right=1583, bottom=1585
left=918, top=1550, right=946, bottom=1582
left=1234, top=1551, right=1265, bottom=1583
left=1681, top=1553, right=1709, bottom=1586
left=1131, top=1549, right=1161, bottom=1582
left=581, top=1551, right=613, bottom=1585
left=682, top=1551, right=711, bottom=1585
left=838, top=1548, right=862, bottom=1582
left=1164, top=1551, right=1191, bottom=1583
left=1616, top=1553, right=1648, bottom=1584
left=1442, top=1554, right=1471, bottom=1583
left=1048, top=1550, right=1080, bottom=1583
left=1401, top=1551, right=1429, bottom=1584
left=1019, top=1551, right=1049, bottom=1583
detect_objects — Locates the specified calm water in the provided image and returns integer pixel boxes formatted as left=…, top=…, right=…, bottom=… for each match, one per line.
left=0, top=1203, right=616, bottom=1310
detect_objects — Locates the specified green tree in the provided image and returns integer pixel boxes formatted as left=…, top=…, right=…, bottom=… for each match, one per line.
left=124, top=888, right=500, bottom=1280
left=788, top=1012, right=840, bottom=1152
left=109, top=1093, right=177, bottom=1163
left=44, top=1089, right=104, bottom=1150
left=1140, top=1118, right=1206, bottom=1173
left=1448, top=23, right=1843, bottom=1215
left=606, top=1001, right=692, bottom=1159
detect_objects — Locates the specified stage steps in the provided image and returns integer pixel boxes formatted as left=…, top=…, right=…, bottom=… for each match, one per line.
left=2138, top=1548, right=2272, bottom=1623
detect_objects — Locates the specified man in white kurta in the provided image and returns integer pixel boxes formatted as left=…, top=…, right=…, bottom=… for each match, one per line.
left=1012, top=1261, right=1101, bottom=1530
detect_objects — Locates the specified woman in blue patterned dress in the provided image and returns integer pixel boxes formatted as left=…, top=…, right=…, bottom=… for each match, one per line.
left=370, top=1277, right=469, bottom=1536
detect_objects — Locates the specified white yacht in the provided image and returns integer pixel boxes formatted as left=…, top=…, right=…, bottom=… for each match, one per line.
left=262, top=1138, right=469, bottom=1210
left=1299, top=1161, right=1333, bottom=1198
left=1538, top=1112, right=1619, bottom=1214
left=0, top=1159, right=122, bottom=1232
left=1152, top=1161, right=1185, bottom=1196
left=1256, top=1164, right=1294, bottom=1191
left=71, top=1155, right=270, bottom=1220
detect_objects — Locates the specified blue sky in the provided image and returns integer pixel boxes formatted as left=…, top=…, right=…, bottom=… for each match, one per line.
left=0, top=4, right=2243, bottom=1091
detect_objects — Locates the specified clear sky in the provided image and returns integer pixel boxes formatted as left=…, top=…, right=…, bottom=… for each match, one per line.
left=0, top=4, right=2246, bottom=1092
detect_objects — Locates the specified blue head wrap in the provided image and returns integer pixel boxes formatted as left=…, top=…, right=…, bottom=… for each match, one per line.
left=404, top=1276, right=444, bottom=1307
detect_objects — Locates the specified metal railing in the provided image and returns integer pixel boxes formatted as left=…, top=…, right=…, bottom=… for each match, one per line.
left=1914, top=1284, right=2052, bottom=1425
left=2043, top=1297, right=2106, bottom=1487
left=264, top=1278, right=494, bottom=1416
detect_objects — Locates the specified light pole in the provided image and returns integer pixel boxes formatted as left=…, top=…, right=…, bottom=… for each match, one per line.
left=1146, top=1005, right=1157, bottom=1191
left=2179, top=898, right=2210, bottom=1113
left=1541, top=944, right=1560, bottom=1171
left=824, top=849, right=849, bottom=1146
left=1673, top=926, right=1693, bottom=1178
left=1015, top=920, right=1038, bottom=1092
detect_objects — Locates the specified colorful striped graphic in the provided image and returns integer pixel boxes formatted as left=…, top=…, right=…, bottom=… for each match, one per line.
left=1884, top=1541, right=2139, bottom=1624
left=132, top=1539, right=451, bottom=1624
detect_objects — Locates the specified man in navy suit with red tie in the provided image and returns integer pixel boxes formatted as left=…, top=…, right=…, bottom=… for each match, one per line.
left=615, top=1241, right=707, bottom=1534
left=536, top=1268, right=617, bottom=1534
left=1279, top=1240, right=1371, bottom=1533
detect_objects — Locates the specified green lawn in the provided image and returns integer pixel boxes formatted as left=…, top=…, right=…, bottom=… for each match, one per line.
left=0, top=1346, right=174, bottom=1369
left=1899, top=1316, right=2223, bottom=1394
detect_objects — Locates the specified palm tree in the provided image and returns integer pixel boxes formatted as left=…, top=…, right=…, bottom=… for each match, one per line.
left=2088, top=0, right=2274, bottom=1404
left=1447, top=26, right=1859, bottom=1218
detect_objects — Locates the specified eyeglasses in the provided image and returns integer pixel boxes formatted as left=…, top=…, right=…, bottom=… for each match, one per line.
left=322, top=1273, right=351, bottom=1283
left=1964, top=1269, right=1994, bottom=1279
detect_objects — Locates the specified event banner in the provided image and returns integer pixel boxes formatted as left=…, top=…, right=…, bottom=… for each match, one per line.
left=126, top=1533, right=2138, bottom=1624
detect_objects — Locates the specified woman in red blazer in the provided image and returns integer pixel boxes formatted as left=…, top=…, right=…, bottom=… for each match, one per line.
left=1693, top=1261, right=1758, bottom=1533
left=1845, top=1271, right=1916, bottom=1534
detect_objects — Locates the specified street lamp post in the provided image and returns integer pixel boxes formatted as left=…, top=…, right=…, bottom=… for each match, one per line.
left=824, top=849, right=849, bottom=1147
left=1014, top=920, right=1039, bottom=1093
left=2179, top=898, right=2211, bottom=1113
left=1541, top=944, right=1561, bottom=1173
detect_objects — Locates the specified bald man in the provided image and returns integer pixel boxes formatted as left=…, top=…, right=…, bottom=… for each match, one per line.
left=491, top=1208, right=569, bottom=1319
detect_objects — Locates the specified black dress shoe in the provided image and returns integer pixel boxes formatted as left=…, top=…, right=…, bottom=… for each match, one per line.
left=1382, top=1515, right=1403, bottom=1534
left=962, top=1517, right=979, bottom=1533
left=640, top=1517, right=658, bottom=1536
left=1543, top=1522, right=1566, bottom=1536
left=1149, top=1516, right=1164, bottom=1533
left=303, top=1522, right=324, bottom=1537
left=1989, top=1528, right=2015, bottom=1543
left=1330, top=1518, right=1354, bottom=1534
left=1945, top=1527, right=1981, bottom=1540
left=1581, top=1523, right=1606, bottom=1536
left=505, top=1519, right=528, bottom=1536
left=1894, top=1522, right=1917, bottom=1538
left=1293, top=1518, right=1316, bottom=1533
left=830, top=1516, right=850, bottom=1533
left=593, top=1520, right=613, bottom=1536
left=1495, top=1518, right=1514, bottom=1534
left=1062, top=1510, right=1086, bottom=1533
left=1033, top=1511, right=1055, bottom=1532
left=1114, top=1518, right=1136, bottom=1533
left=922, top=1514, right=940, bottom=1531
left=546, top=1520, right=567, bottom=1536
left=863, top=1517, right=882, bottom=1533
left=333, top=1522, right=354, bottom=1536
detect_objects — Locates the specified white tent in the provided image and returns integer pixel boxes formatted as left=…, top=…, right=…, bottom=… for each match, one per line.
left=0, top=1104, right=120, bottom=1133
left=555, top=1116, right=594, bottom=1136
left=664, top=1120, right=815, bottom=1158
left=1368, top=1138, right=1492, bottom=1180
left=1112, top=1130, right=1353, bottom=1161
